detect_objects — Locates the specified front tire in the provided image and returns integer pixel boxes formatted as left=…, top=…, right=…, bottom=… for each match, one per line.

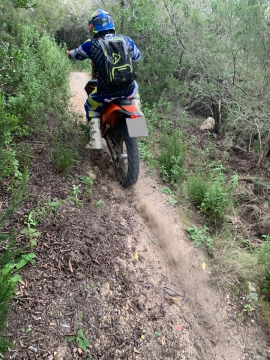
left=107, top=123, right=140, bottom=188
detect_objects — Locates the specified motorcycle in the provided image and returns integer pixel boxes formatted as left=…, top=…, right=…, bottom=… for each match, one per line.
left=84, top=79, right=148, bottom=188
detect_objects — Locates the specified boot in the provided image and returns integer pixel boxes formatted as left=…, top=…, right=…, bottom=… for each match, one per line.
left=85, top=117, right=103, bottom=150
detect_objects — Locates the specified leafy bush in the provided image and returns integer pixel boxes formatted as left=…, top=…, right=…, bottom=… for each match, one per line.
left=257, top=235, right=270, bottom=296
left=186, top=173, right=210, bottom=207
left=186, top=165, right=238, bottom=225
left=3, top=26, right=71, bottom=130
left=0, top=173, right=29, bottom=355
left=200, top=182, right=229, bottom=223
left=186, top=225, right=214, bottom=252
left=158, top=131, right=186, bottom=185
left=51, top=143, right=75, bottom=173
left=0, top=93, right=21, bottom=181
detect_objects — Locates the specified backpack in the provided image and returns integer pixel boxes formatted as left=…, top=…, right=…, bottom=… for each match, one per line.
left=98, top=35, right=134, bottom=88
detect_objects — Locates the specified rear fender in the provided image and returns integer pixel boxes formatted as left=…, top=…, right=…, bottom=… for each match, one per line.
left=101, top=103, right=141, bottom=134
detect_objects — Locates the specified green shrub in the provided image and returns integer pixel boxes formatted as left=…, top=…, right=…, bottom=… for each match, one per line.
left=0, top=272, right=15, bottom=354
left=4, top=26, right=71, bottom=131
left=186, top=166, right=237, bottom=225
left=0, top=174, right=29, bottom=355
left=51, top=144, right=75, bottom=173
left=186, top=225, right=214, bottom=252
left=186, top=173, right=210, bottom=207
left=257, top=235, right=270, bottom=296
left=0, top=93, right=21, bottom=181
left=200, top=182, right=229, bottom=224
left=158, top=131, right=186, bottom=185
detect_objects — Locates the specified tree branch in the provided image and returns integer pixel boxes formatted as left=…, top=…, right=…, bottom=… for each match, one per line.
left=162, top=0, right=186, bottom=51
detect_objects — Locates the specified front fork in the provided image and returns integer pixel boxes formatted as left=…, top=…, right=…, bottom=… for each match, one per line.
left=104, top=127, right=127, bottom=165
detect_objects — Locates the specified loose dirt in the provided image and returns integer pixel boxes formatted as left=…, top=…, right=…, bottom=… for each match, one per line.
left=2, top=71, right=270, bottom=360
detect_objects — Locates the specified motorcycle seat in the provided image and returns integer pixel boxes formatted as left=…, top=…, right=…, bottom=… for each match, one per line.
left=112, top=98, right=132, bottom=105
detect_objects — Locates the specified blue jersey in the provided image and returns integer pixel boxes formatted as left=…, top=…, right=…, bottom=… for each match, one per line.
left=69, top=33, right=141, bottom=98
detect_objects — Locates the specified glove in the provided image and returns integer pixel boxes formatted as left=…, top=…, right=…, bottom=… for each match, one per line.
left=67, top=50, right=72, bottom=58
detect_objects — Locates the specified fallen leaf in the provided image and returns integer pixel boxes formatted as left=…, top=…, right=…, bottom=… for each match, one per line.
left=161, top=336, right=166, bottom=345
left=77, top=348, right=83, bottom=354
left=202, top=262, right=206, bottom=270
left=69, top=259, right=73, bottom=273
left=141, top=334, right=145, bottom=340
left=134, top=348, right=141, bottom=354
left=175, top=325, right=183, bottom=331
left=49, top=322, right=56, bottom=326
left=172, top=297, right=179, bottom=301
left=134, top=252, right=138, bottom=260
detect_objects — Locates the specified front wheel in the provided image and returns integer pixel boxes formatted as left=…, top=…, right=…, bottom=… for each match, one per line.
left=106, top=123, right=140, bottom=188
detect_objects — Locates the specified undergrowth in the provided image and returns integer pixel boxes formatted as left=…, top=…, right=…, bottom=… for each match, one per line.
left=0, top=21, right=77, bottom=355
left=141, top=95, right=270, bottom=316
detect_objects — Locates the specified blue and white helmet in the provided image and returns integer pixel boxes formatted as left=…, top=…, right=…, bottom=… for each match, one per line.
left=88, top=9, right=115, bottom=36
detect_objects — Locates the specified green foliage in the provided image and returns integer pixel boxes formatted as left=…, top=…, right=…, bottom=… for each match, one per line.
left=200, top=182, right=229, bottom=223
left=160, top=186, right=174, bottom=195
left=65, top=328, right=90, bottom=352
left=11, top=0, right=37, bottom=9
left=0, top=1, right=81, bottom=354
left=257, top=235, right=270, bottom=295
left=79, top=174, right=94, bottom=196
left=0, top=249, right=36, bottom=353
left=158, top=131, right=186, bottom=185
left=76, top=328, right=90, bottom=352
left=96, top=199, right=105, bottom=207
left=186, top=165, right=238, bottom=225
left=51, top=119, right=83, bottom=174
left=1, top=25, right=71, bottom=130
left=258, top=235, right=270, bottom=266
left=0, top=93, right=21, bottom=181
left=186, top=225, right=214, bottom=251
left=0, top=270, right=15, bottom=353
left=51, top=144, right=75, bottom=174
left=21, top=212, right=41, bottom=247
left=186, top=173, right=210, bottom=207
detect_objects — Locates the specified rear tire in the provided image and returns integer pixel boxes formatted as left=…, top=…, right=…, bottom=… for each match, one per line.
left=107, top=123, right=140, bottom=188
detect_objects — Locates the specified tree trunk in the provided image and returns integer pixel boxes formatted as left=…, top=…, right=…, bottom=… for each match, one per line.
left=212, top=100, right=221, bottom=134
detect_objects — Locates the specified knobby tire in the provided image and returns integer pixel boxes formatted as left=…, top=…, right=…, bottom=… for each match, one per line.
left=110, top=123, right=140, bottom=188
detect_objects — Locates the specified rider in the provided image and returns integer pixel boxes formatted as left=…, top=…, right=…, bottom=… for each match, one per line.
left=68, top=9, right=141, bottom=149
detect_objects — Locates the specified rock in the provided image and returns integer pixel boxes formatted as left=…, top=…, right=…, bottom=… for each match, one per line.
left=246, top=281, right=259, bottom=302
left=54, top=280, right=62, bottom=288
left=75, top=272, right=84, bottom=280
left=200, top=117, right=215, bottom=131
left=100, top=282, right=111, bottom=298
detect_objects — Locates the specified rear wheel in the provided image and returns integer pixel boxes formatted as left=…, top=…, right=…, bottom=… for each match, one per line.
left=106, top=123, right=140, bottom=188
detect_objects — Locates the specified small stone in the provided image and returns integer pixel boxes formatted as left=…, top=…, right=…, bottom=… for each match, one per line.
left=75, top=272, right=84, bottom=280
left=54, top=280, right=62, bottom=288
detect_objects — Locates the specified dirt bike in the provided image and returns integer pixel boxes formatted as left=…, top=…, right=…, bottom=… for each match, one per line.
left=85, top=79, right=148, bottom=188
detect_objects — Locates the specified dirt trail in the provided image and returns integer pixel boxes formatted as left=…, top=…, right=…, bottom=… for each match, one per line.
left=69, top=71, right=269, bottom=359
left=3, top=72, right=269, bottom=360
